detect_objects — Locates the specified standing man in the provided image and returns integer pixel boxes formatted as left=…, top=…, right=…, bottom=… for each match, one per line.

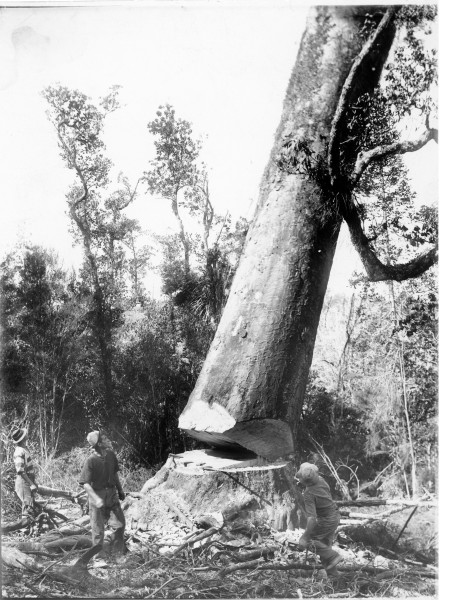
left=12, top=428, right=37, bottom=521
left=79, top=430, right=126, bottom=557
left=296, top=462, right=343, bottom=577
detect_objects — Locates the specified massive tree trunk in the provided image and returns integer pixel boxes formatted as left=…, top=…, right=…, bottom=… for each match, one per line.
left=134, top=5, right=397, bottom=530
left=179, top=5, right=395, bottom=456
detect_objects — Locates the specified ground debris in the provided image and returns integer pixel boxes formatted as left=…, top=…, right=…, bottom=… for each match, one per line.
left=2, top=495, right=437, bottom=598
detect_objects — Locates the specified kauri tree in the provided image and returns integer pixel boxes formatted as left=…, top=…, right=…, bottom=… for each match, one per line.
left=131, top=5, right=437, bottom=528
left=178, top=5, right=437, bottom=456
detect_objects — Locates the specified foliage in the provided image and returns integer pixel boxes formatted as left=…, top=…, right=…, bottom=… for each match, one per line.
left=146, top=104, right=249, bottom=335
left=309, top=265, right=437, bottom=497
left=43, top=85, right=148, bottom=415
left=43, top=85, right=115, bottom=188
left=0, top=245, right=212, bottom=470
left=146, top=104, right=201, bottom=201
left=111, top=300, right=202, bottom=463
left=1, top=92, right=240, bottom=471
left=156, top=214, right=248, bottom=329
left=145, top=104, right=203, bottom=276
left=300, top=376, right=373, bottom=492
left=1, top=246, right=88, bottom=457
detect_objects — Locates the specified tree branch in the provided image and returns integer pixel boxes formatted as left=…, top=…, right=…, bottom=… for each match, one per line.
left=57, top=122, right=88, bottom=208
left=328, top=7, right=398, bottom=186
left=351, top=127, right=438, bottom=186
left=342, top=199, right=437, bottom=282
left=118, top=176, right=144, bottom=210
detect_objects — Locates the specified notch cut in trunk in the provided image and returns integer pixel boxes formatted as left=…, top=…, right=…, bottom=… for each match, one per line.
left=180, top=418, right=294, bottom=462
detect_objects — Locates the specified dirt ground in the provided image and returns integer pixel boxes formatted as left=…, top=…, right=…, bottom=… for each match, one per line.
left=1, top=489, right=438, bottom=599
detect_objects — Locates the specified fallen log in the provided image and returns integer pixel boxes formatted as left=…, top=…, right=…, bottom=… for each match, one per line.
left=219, top=559, right=437, bottom=578
left=1, top=542, right=105, bottom=591
left=57, top=525, right=90, bottom=536
left=222, top=545, right=278, bottom=563
left=377, top=545, right=433, bottom=566
left=1, top=516, right=31, bottom=534
left=37, top=485, right=75, bottom=500
left=336, top=499, right=437, bottom=508
left=1, top=503, right=69, bottom=534
left=374, top=569, right=399, bottom=581
left=338, top=505, right=411, bottom=526
left=72, top=515, right=91, bottom=527
left=1, top=549, right=80, bottom=585
left=339, top=509, right=402, bottom=519
left=43, top=535, right=92, bottom=551
left=2, top=546, right=42, bottom=571
left=8, top=541, right=48, bottom=554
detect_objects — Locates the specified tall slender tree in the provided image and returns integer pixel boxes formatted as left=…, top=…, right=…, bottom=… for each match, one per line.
left=145, top=105, right=202, bottom=278
left=43, top=85, right=143, bottom=418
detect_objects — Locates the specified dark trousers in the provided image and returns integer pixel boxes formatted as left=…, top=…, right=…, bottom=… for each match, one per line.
left=306, top=511, right=340, bottom=567
left=89, top=488, right=126, bottom=554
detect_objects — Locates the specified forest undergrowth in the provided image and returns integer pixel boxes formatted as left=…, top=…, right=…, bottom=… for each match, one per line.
left=1, top=448, right=438, bottom=599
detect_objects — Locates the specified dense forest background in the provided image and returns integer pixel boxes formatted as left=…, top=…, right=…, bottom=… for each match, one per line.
left=0, top=91, right=437, bottom=502
left=0, top=226, right=437, bottom=504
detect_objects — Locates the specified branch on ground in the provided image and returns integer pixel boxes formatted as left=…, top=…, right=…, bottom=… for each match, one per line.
left=219, top=557, right=436, bottom=578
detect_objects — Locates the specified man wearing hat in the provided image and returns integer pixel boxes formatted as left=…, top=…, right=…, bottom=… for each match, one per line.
left=12, top=428, right=37, bottom=520
left=79, top=430, right=126, bottom=557
left=295, top=462, right=343, bottom=577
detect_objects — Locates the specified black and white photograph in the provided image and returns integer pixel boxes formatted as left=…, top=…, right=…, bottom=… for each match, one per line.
left=0, top=1, right=439, bottom=598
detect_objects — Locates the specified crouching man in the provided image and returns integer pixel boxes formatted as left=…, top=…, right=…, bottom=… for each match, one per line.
left=79, top=431, right=126, bottom=557
left=296, top=462, right=343, bottom=577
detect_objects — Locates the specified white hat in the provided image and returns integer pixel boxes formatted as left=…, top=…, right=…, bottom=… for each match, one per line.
left=296, top=462, right=319, bottom=482
left=86, top=431, right=101, bottom=446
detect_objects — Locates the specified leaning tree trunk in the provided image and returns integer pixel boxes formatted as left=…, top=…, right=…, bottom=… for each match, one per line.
left=134, top=6, right=397, bottom=530
left=180, top=5, right=394, bottom=454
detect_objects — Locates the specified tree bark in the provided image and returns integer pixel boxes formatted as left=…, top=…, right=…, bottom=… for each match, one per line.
left=135, top=6, right=400, bottom=533
left=179, top=6, right=394, bottom=455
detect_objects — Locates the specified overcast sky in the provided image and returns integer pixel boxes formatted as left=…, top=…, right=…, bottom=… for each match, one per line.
left=0, top=1, right=438, bottom=295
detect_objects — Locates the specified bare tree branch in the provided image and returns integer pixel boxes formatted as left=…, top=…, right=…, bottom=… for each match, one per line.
left=351, top=127, right=438, bottom=186
left=117, top=176, right=144, bottom=210
left=342, top=199, right=437, bottom=282
left=328, top=7, right=398, bottom=186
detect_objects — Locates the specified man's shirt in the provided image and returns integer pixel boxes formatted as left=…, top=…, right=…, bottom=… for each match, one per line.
left=79, top=449, right=119, bottom=490
left=303, top=475, right=338, bottom=520
left=14, top=446, right=35, bottom=479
